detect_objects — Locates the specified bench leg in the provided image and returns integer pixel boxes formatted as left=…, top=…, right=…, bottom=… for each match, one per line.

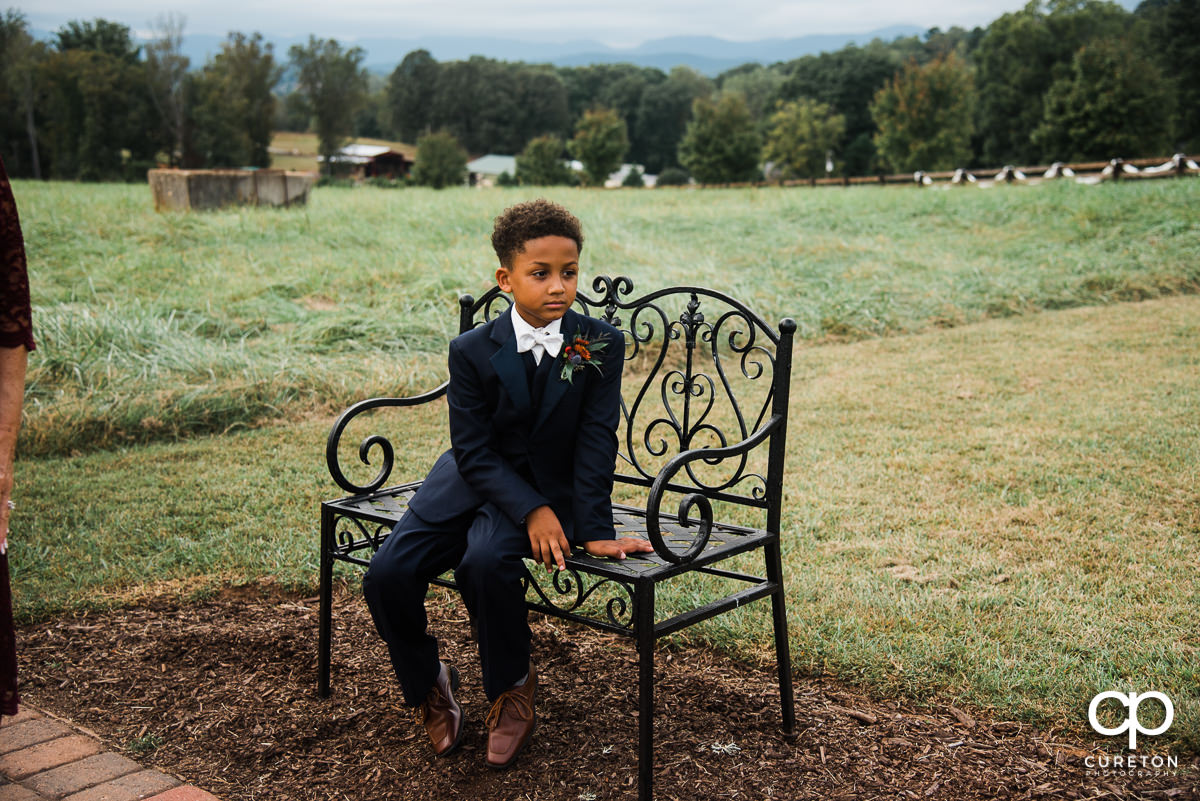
left=318, top=505, right=335, bottom=698
left=766, top=542, right=796, bottom=739
left=636, top=581, right=655, bottom=801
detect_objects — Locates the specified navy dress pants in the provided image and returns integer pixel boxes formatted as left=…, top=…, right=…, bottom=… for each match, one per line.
left=362, top=502, right=533, bottom=705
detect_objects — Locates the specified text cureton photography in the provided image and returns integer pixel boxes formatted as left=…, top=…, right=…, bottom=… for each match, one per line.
left=1085, top=690, right=1181, bottom=779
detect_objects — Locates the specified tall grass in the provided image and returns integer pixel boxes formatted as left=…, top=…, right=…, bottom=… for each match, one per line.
left=16, top=179, right=1199, bottom=455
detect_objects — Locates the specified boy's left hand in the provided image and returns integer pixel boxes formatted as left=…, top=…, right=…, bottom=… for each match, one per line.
left=582, top=537, right=655, bottom=560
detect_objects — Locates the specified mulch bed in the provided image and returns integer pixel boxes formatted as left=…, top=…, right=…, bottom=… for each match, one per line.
left=15, top=583, right=1197, bottom=800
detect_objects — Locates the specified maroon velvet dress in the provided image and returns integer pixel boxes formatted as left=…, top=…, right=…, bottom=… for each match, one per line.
left=0, top=154, right=34, bottom=717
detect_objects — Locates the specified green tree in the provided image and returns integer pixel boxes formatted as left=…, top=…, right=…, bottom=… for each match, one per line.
left=599, top=70, right=655, bottom=125
left=426, top=57, right=506, bottom=154
left=508, top=67, right=570, bottom=152
left=1134, top=0, right=1200, bottom=150
left=386, top=49, right=438, bottom=143
left=870, top=53, right=976, bottom=172
left=678, top=93, right=761, bottom=184
left=568, top=107, right=628, bottom=186
left=412, top=130, right=467, bottom=188
left=1033, top=38, right=1172, bottom=160
left=187, top=70, right=242, bottom=167
left=188, top=32, right=280, bottom=168
left=288, top=37, right=368, bottom=175
left=276, top=91, right=309, bottom=132
left=223, top=33, right=280, bottom=167
left=54, top=18, right=140, bottom=61
left=558, top=64, right=665, bottom=166
left=423, top=58, right=568, bottom=155
left=621, top=166, right=645, bottom=187
left=354, top=75, right=388, bottom=139
left=0, top=9, right=46, bottom=177
left=144, top=13, right=189, bottom=166
left=656, top=166, right=690, bottom=186
left=778, top=41, right=907, bottom=175
left=718, top=65, right=786, bottom=123
left=41, top=19, right=161, bottom=180
left=559, top=64, right=661, bottom=125
left=634, top=66, right=712, bottom=173
left=763, top=98, right=846, bottom=179
left=974, top=0, right=1128, bottom=164
left=516, top=135, right=573, bottom=185
left=921, top=25, right=985, bottom=60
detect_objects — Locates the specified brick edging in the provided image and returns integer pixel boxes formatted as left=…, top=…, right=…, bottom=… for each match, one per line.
left=0, top=704, right=222, bottom=801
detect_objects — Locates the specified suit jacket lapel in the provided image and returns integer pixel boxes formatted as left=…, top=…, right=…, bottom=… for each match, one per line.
left=489, top=307, right=532, bottom=414
left=534, top=309, right=578, bottom=431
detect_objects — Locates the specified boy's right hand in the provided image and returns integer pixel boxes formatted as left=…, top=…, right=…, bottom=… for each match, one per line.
left=525, top=505, right=569, bottom=572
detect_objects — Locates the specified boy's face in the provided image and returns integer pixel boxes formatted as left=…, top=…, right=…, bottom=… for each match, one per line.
left=495, top=235, right=579, bottom=329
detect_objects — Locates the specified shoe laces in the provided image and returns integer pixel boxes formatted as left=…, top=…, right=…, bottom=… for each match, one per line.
left=485, top=687, right=533, bottom=731
left=416, top=680, right=449, bottom=726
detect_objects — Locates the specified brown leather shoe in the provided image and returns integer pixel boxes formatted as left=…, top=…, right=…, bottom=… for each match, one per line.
left=416, top=662, right=463, bottom=757
left=485, top=664, right=537, bottom=769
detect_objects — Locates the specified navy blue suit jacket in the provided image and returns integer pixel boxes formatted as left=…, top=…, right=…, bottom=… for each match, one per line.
left=407, top=307, right=624, bottom=544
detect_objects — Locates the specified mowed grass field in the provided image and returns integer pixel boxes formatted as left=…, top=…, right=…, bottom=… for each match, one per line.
left=11, top=178, right=1200, bottom=750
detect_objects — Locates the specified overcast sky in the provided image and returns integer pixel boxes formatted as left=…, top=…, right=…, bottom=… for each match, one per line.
left=25, top=0, right=1080, bottom=45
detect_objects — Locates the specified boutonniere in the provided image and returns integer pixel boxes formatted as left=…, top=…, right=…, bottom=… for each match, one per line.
left=559, top=331, right=609, bottom=384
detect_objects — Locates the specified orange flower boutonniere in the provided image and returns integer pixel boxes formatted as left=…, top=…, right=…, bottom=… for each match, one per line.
left=559, top=331, right=609, bottom=384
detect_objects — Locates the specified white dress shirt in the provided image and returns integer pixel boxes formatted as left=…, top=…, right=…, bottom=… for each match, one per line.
left=511, top=311, right=563, bottom=365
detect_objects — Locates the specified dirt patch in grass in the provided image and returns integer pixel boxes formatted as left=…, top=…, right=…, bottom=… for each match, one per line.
left=16, top=584, right=1196, bottom=800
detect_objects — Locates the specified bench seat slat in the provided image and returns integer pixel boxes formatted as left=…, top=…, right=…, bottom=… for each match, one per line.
left=324, top=485, right=774, bottom=583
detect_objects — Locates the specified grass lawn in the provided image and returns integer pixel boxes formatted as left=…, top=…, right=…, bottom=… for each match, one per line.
left=10, top=178, right=1200, bottom=751
left=15, top=179, right=1199, bottom=456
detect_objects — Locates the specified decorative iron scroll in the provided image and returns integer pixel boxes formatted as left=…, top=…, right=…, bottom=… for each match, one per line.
left=334, top=516, right=391, bottom=556
left=522, top=567, right=635, bottom=630
left=461, top=277, right=781, bottom=497
left=643, top=415, right=781, bottom=563
left=325, top=384, right=449, bottom=494
left=589, top=280, right=777, bottom=502
left=471, top=291, right=514, bottom=327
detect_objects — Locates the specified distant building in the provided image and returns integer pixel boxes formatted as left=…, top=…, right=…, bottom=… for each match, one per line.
left=467, top=154, right=517, bottom=187
left=320, top=144, right=413, bottom=180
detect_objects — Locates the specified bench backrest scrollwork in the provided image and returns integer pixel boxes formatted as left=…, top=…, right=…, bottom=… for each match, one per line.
left=462, top=276, right=796, bottom=557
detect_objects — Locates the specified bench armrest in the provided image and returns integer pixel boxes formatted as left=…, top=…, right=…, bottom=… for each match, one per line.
left=325, top=382, right=449, bottom=494
left=643, top=414, right=783, bottom=564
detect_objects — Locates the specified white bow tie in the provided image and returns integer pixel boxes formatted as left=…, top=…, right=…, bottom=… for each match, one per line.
left=516, top=328, right=563, bottom=360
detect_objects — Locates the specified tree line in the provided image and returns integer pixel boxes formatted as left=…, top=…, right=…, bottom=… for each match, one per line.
left=1, top=0, right=1195, bottom=183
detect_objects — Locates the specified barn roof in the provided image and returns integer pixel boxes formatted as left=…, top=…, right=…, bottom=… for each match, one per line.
left=467, top=154, right=517, bottom=176
left=320, top=144, right=412, bottom=165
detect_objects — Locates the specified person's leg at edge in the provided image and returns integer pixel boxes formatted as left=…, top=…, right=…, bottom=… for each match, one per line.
left=455, top=502, right=539, bottom=768
left=454, top=502, right=534, bottom=701
left=363, top=508, right=470, bottom=705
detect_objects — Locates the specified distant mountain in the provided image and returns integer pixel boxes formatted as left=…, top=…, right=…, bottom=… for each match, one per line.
left=364, top=26, right=926, bottom=75
left=550, top=51, right=756, bottom=76
left=105, top=25, right=925, bottom=77
left=624, top=28, right=924, bottom=62
left=549, top=27, right=925, bottom=75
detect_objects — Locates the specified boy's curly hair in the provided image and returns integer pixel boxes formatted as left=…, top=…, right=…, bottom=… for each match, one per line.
left=491, top=199, right=584, bottom=267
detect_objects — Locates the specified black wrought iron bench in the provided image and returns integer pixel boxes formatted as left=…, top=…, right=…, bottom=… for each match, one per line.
left=318, top=276, right=797, bottom=800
